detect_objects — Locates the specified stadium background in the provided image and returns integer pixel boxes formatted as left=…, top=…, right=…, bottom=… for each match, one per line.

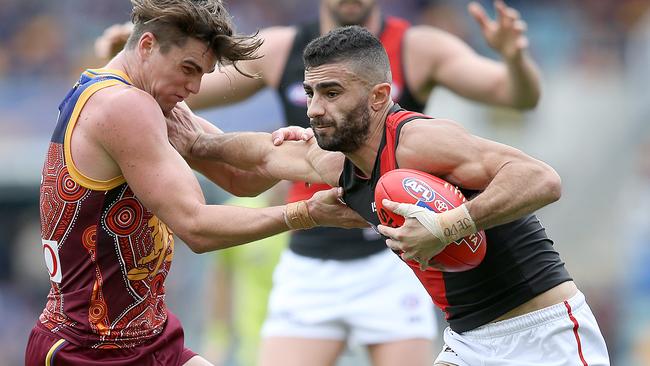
left=0, top=0, right=649, bottom=364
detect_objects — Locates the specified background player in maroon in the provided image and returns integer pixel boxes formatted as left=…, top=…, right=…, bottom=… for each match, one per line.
left=25, top=1, right=366, bottom=365
left=166, top=26, right=610, bottom=365
left=96, top=1, right=542, bottom=364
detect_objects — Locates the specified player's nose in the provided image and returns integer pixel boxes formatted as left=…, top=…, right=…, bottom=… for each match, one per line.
left=306, top=97, right=325, bottom=118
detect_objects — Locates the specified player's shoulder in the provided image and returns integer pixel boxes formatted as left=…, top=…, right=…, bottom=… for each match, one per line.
left=88, top=84, right=163, bottom=130
left=94, top=84, right=159, bottom=115
left=396, top=118, right=471, bottom=168
left=399, top=117, right=467, bottom=144
left=403, top=116, right=464, bottom=130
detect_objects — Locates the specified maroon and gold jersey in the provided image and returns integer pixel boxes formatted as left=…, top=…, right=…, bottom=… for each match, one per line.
left=39, top=69, right=174, bottom=348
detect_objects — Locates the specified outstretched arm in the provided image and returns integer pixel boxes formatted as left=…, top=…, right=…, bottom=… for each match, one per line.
left=409, top=0, right=540, bottom=109
left=167, top=104, right=342, bottom=187
left=91, top=88, right=363, bottom=254
left=189, top=131, right=343, bottom=187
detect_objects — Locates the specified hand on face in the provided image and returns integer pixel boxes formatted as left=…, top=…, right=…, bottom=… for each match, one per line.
left=165, top=103, right=204, bottom=157
left=468, top=0, right=529, bottom=62
left=306, top=187, right=369, bottom=229
left=271, top=126, right=314, bottom=145
left=376, top=199, right=447, bottom=271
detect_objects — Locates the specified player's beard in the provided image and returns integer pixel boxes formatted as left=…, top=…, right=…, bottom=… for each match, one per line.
left=328, top=0, right=374, bottom=26
left=311, top=98, right=371, bottom=153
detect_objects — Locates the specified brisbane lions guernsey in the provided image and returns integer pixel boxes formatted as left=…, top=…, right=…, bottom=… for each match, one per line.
left=338, top=104, right=572, bottom=332
left=38, top=69, right=174, bottom=348
left=278, top=17, right=425, bottom=259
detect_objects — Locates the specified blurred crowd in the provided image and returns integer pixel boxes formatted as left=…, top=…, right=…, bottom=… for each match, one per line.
left=1, top=0, right=649, bottom=365
left=0, top=0, right=647, bottom=141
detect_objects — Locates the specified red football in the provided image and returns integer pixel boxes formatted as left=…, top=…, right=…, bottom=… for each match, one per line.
left=375, top=168, right=486, bottom=272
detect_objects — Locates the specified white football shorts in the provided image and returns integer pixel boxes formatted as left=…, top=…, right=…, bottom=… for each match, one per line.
left=261, top=248, right=437, bottom=345
left=434, top=290, right=610, bottom=366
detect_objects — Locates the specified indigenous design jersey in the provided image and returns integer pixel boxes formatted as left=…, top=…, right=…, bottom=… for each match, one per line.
left=39, top=69, right=174, bottom=348
left=278, top=17, right=424, bottom=259
left=338, top=104, right=572, bottom=332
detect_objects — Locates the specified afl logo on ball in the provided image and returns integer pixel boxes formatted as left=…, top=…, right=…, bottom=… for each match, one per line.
left=402, top=178, right=435, bottom=202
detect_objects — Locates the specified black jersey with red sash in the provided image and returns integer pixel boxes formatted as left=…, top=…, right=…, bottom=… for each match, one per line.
left=278, top=17, right=425, bottom=259
left=339, top=104, right=572, bottom=332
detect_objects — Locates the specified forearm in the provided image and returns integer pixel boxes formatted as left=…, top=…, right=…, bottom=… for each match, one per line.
left=183, top=204, right=289, bottom=252
left=465, top=160, right=561, bottom=229
left=213, top=168, right=278, bottom=197
left=190, top=131, right=329, bottom=184
left=175, top=189, right=366, bottom=253
left=191, top=132, right=271, bottom=168
left=503, top=52, right=541, bottom=110
left=188, top=157, right=278, bottom=197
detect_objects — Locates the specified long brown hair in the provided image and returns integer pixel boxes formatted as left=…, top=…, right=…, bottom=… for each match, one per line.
left=127, top=0, right=262, bottom=77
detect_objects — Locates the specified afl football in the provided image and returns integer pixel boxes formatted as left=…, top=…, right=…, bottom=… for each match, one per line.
left=375, top=169, right=486, bottom=272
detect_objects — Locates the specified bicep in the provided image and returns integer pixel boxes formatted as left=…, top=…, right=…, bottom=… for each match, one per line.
left=98, top=98, right=205, bottom=230
left=121, top=143, right=205, bottom=218
left=411, top=28, right=506, bottom=104
left=188, top=66, right=266, bottom=110
left=186, top=26, right=294, bottom=110
left=396, top=120, right=519, bottom=190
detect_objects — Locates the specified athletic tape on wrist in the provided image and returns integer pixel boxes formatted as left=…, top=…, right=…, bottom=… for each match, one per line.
left=283, top=200, right=317, bottom=230
left=393, top=203, right=476, bottom=245
left=435, top=204, right=477, bottom=244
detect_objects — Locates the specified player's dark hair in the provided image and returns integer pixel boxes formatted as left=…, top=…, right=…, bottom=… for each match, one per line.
left=303, top=25, right=391, bottom=84
left=126, top=0, right=261, bottom=77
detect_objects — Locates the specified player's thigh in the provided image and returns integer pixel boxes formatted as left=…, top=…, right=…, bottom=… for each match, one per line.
left=183, top=355, right=213, bottom=365
left=368, top=338, right=435, bottom=366
left=258, top=337, right=346, bottom=366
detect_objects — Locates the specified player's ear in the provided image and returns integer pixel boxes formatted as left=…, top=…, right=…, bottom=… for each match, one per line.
left=370, top=82, right=391, bottom=111
left=138, top=32, right=156, bottom=59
